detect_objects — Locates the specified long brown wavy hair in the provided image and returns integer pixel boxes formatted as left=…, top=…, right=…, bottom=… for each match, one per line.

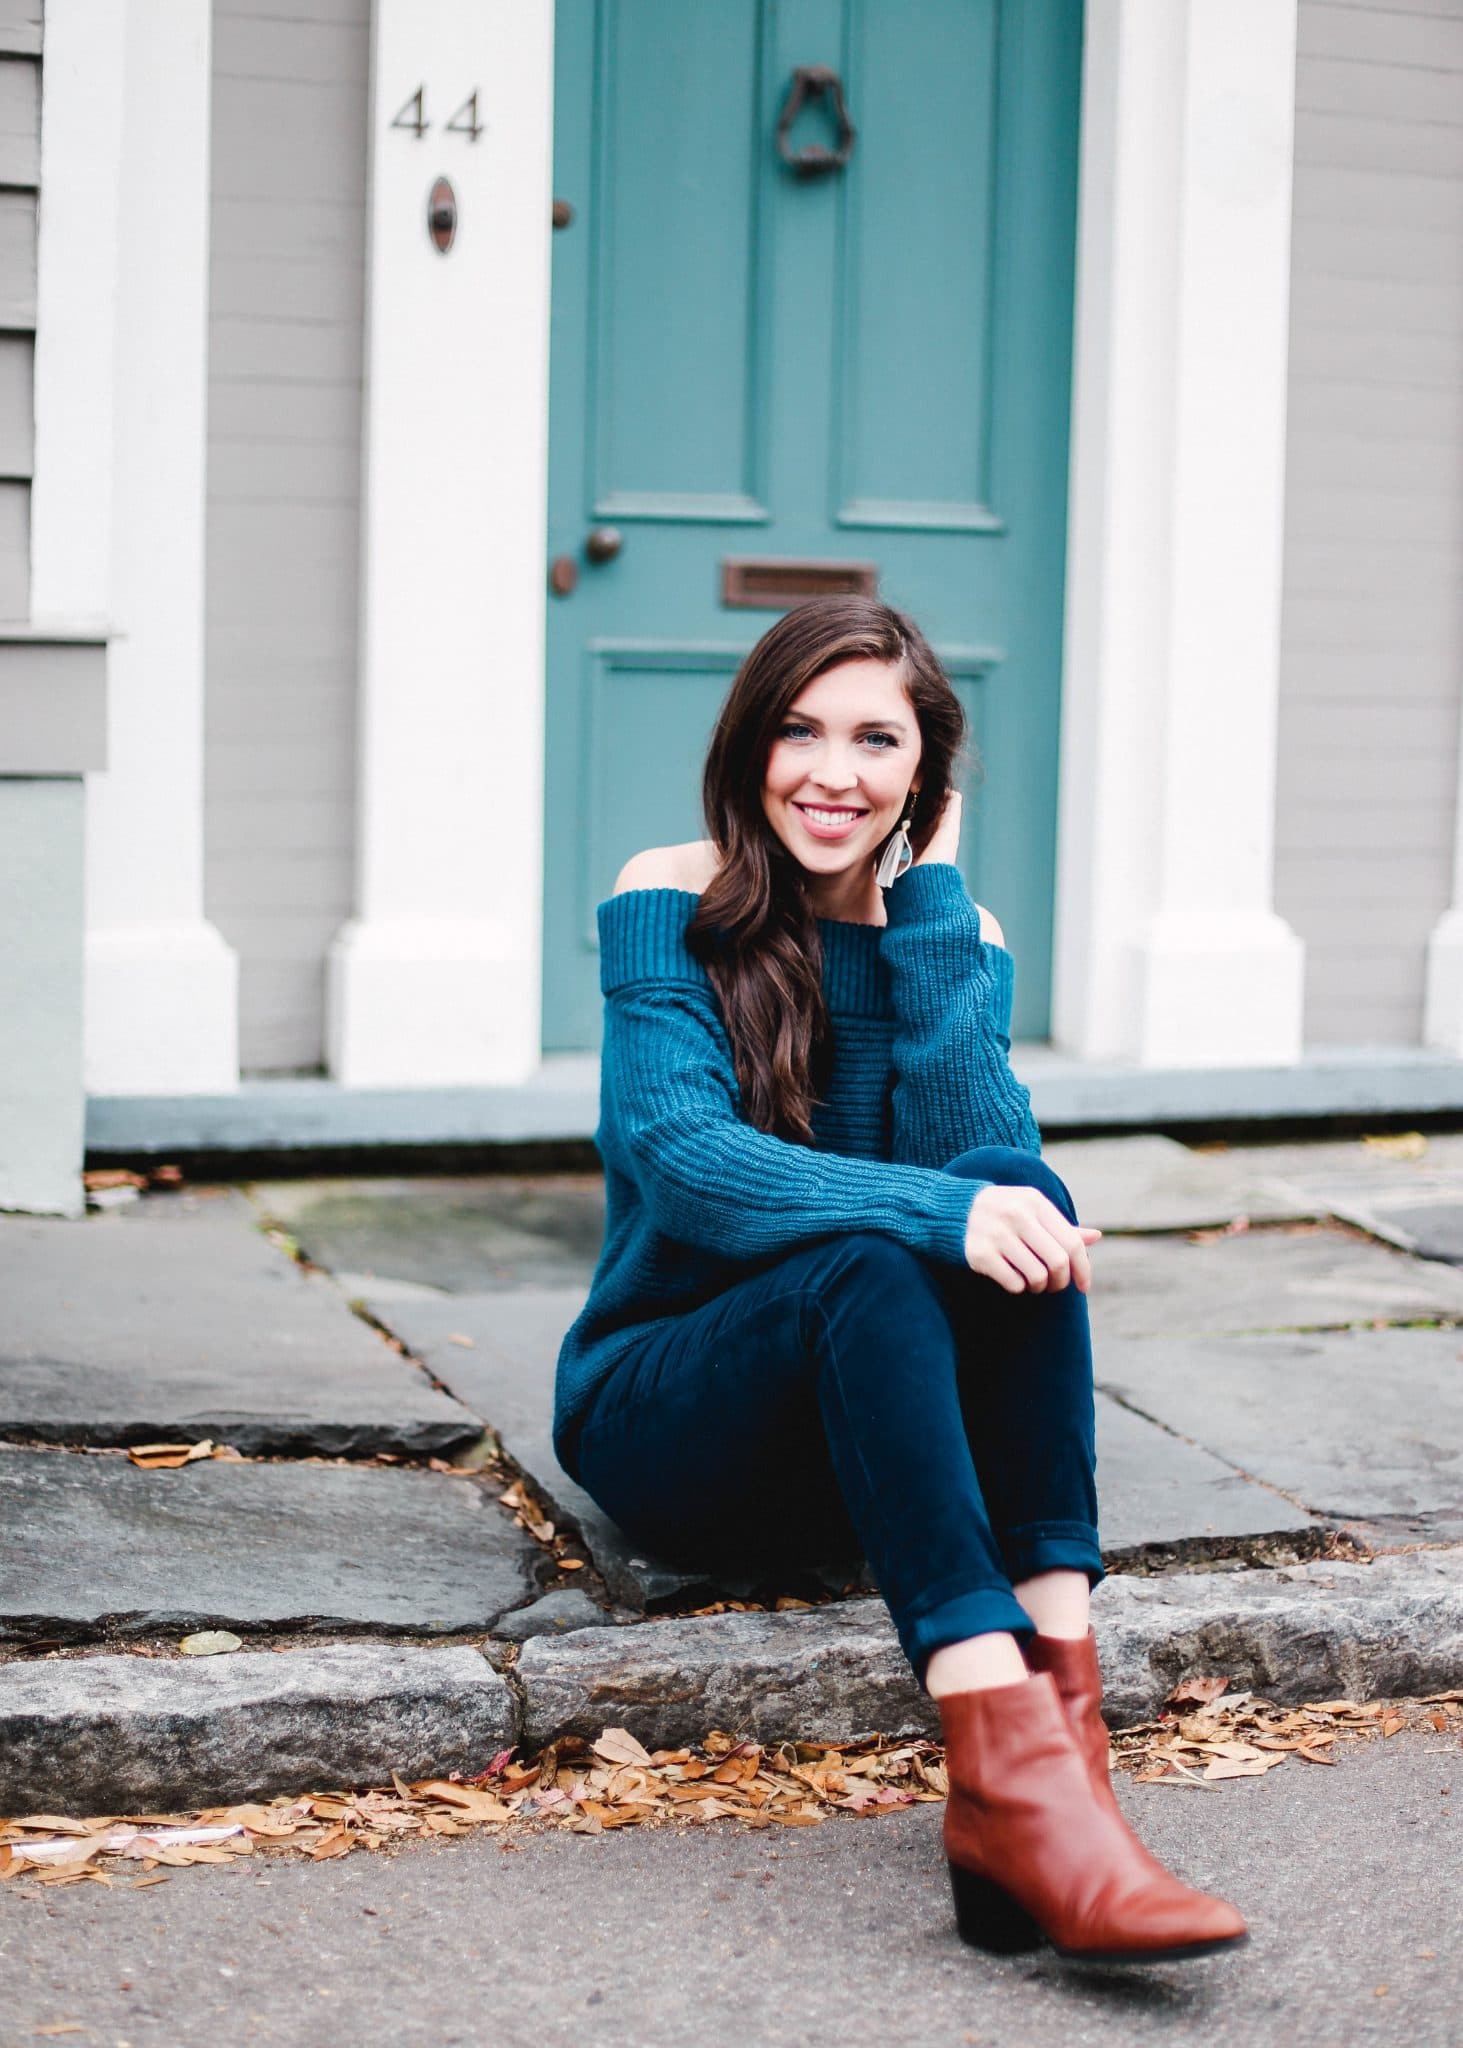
left=686, top=595, right=972, bottom=1144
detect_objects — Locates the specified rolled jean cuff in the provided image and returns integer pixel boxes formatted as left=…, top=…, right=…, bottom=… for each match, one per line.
left=1000, top=1520, right=1106, bottom=1591
left=899, top=1584, right=1038, bottom=1689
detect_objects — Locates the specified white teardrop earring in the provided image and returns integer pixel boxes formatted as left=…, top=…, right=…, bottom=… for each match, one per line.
left=874, top=804, right=915, bottom=891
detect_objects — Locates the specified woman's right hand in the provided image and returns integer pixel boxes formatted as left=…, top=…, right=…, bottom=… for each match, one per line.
left=963, top=1183, right=1102, bottom=1294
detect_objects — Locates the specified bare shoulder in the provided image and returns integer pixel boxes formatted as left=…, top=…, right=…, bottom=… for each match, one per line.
left=613, top=840, right=720, bottom=896
left=973, top=902, right=1006, bottom=949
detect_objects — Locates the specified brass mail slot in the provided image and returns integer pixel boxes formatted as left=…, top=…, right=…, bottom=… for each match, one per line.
left=721, top=557, right=879, bottom=609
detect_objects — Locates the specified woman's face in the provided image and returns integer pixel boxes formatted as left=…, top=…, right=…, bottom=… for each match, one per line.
left=761, top=657, right=922, bottom=880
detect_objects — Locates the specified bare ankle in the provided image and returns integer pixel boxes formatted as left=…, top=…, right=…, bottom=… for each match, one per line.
left=1012, top=1568, right=1091, bottom=1639
left=926, top=1631, right=1030, bottom=1698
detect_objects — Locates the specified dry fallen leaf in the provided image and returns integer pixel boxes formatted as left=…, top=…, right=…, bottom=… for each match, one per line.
left=593, top=1728, right=655, bottom=1769
left=408, top=1782, right=513, bottom=1823
left=1163, top=1675, right=1232, bottom=1709
left=127, top=1439, right=218, bottom=1470
left=1202, top=1755, right=1287, bottom=1781
left=179, top=1631, right=243, bottom=1657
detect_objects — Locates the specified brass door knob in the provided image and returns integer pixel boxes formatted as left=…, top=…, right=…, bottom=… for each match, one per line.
left=585, top=526, right=623, bottom=564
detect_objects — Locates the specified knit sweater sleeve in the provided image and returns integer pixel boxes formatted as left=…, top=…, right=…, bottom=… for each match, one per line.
left=880, top=861, right=1043, bottom=1166
left=606, top=986, right=984, bottom=1263
left=601, top=973, right=984, bottom=1269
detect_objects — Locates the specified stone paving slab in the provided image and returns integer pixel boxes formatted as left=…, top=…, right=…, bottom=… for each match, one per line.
left=494, top=1589, right=618, bottom=1644
left=251, top=1175, right=603, bottom=1295
left=1090, top=1221, right=1463, bottom=1341
left=0, top=1191, right=480, bottom=1458
left=1097, top=1325, right=1463, bottom=1523
left=1092, top=1396, right=1318, bottom=1552
left=1216, top=1132, right=1463, bottom=1183
left=1039, top=1134, right=1323, bottom=1233
left=361, top=1286, right=721, bottom=1608
left=1265, top=1182, right=1463, bottom=1263
left=1207, top=1135, right=1463, bottom=1260
left=0, top=1447, right=542, bottom=1642
left=0, top=1644, right=515, bottom=1814
left=519, top=1546, right=1463, bottom=1750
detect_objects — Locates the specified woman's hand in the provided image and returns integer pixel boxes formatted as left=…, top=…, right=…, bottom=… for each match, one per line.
left=964, top=1183, right=1103, bottom=1293
left=914, top=788, right=962, bottom=867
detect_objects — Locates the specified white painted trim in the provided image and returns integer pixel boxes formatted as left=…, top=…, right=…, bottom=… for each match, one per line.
left=327, top=0, right=554, bottom=1085
left=29, top=0, right=123, bottom=630
left=1051, top=0, right=1304, bottom=1066
left=67, top=0, right=238, bottom=1094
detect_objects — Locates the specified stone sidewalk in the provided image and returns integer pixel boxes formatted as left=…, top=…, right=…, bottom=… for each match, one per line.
left=3, top=1131, right=1462, bottom=1810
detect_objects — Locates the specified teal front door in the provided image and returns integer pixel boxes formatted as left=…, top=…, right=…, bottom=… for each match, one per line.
left=544, top=0, right=1083, bottom=1052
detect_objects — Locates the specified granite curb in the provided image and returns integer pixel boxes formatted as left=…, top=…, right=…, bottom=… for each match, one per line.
left=3, top=1548, right=1461, bottom=1814
left=0, top=1644, right=516, bottom=1813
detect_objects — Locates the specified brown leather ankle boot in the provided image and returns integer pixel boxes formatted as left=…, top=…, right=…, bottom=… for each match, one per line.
left=1025, top=1627, right=1117, bottom=1804
left=939, top=1670, right=1248, bottom=1964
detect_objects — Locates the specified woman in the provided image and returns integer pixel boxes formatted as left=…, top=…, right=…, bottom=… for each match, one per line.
left=553, top=595, right=1247, bottom=1965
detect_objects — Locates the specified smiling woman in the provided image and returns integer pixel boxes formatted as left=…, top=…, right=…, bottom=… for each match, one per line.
left=560, top=595, right=1246, bottom=1967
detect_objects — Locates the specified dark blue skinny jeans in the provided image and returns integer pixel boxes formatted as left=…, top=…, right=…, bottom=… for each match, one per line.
left=575, top=1145, right=1104, bottom=1685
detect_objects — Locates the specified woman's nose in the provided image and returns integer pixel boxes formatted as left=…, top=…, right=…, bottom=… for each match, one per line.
left=811, top=757, right=861, bottom=792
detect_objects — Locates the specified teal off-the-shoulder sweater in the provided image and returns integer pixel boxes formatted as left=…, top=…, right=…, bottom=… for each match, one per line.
left=552, top=860, right=1042, bottom=1472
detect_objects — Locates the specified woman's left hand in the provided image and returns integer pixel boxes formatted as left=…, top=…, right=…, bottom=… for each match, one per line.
left=914, top=789, right=962, bottom=867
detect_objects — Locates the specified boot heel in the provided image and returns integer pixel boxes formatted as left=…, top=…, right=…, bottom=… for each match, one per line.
left=948, top=1860, right=1043, bottom=1955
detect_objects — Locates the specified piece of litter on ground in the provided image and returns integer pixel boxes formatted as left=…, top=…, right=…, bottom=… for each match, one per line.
left=1360, top=1132, right=1427, bottom=1160
left=13, top=1824, right=245, bottom=1865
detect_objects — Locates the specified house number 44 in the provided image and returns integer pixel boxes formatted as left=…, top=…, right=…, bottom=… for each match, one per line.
left=390, top=86, right=484, bottom=141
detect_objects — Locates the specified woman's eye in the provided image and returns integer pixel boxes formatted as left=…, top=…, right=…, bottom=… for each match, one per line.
left=862, top=731, right=897, bottom=749
left=777, top=722, right=898, bottom=748
left=778, top=722, right=813, bottom=740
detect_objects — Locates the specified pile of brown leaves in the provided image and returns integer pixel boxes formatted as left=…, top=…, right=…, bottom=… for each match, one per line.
left=7, top=1685, right=1457, bottom=1894
left=1113, top=1676, right=1463, bottom=1785
left=0, top=1726, right=946, bottom=1891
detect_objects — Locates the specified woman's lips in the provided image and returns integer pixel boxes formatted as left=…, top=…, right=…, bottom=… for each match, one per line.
left=793, top=802, right=869, bottom=841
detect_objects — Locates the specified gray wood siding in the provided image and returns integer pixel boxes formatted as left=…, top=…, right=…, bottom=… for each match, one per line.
left=0, top=50, right=39, bottom=184
left=0, top=478, right=27, bottom=618
left=0, top=333, right=32, bottom=477
left=1274, top=0, right=1463, bottom=1044
left=0, top=4, right=42, bottom=60
left=203, top=0, right=369, bottom=1074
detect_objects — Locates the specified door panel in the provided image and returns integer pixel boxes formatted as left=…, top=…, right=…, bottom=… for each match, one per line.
left=834, top=0, right=1001, bottom=527
left=577, top=643, right=745, bottom=950
left=592, top=0, right=769, bottom=517
left=545, top=0, right=1083, bottom=1052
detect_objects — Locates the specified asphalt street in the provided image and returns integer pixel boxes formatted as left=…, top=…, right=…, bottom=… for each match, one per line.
left=4, top=1727, right=1458, bottom=2048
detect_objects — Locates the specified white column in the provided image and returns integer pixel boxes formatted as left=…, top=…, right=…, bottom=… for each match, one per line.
left=1050, top=0, right=1305, bottom=1066
left=327, top=0, right=554, bottom=1085
left=33, top=0, right=237, bottom=1094
left=1424, top=871, right=1463, bottom=1049
left=1424, top=766, right=1463, bottom=1046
